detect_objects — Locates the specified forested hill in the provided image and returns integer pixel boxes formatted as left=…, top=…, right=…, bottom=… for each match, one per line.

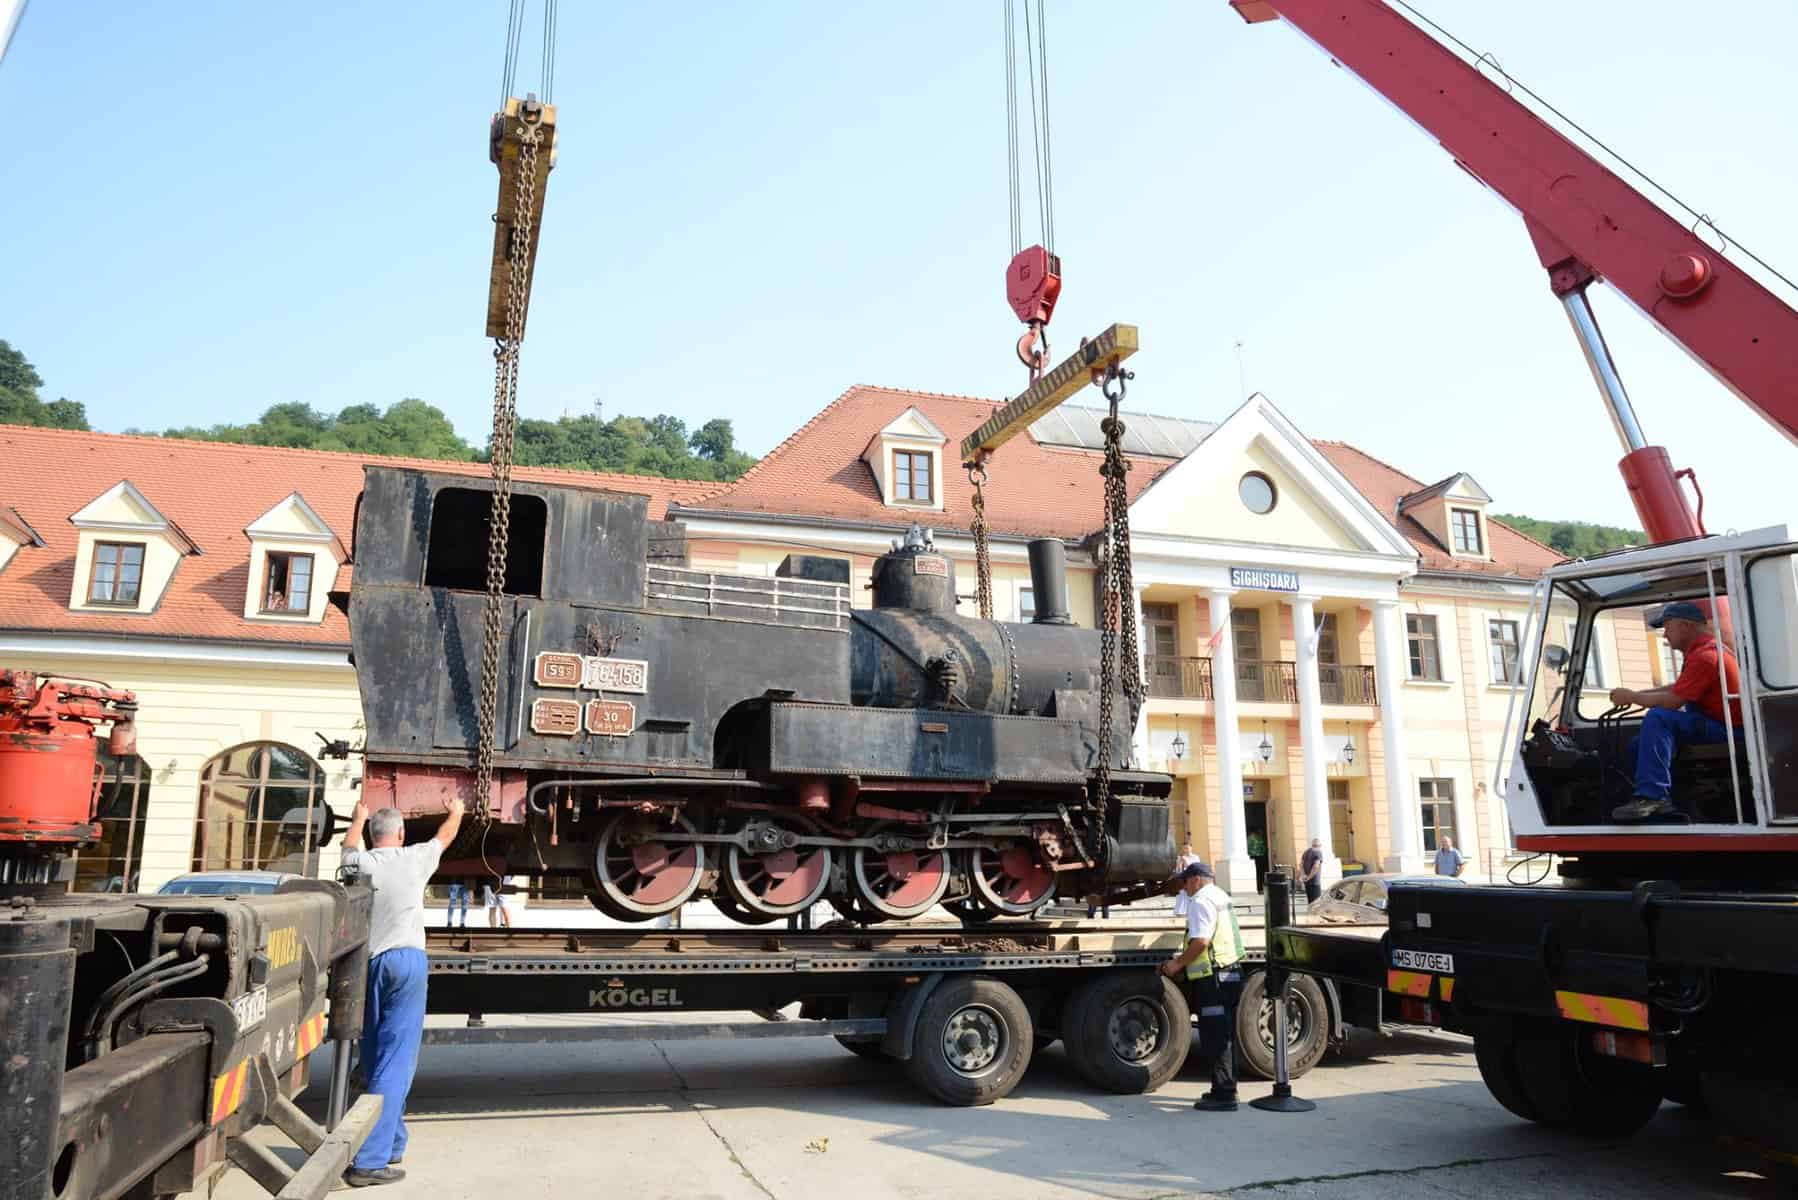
left=1494, top=512, right=1643, bottom=557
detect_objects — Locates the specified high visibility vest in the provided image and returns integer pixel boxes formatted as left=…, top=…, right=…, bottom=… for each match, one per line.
left=1186, top=894, right=1244, bottom=980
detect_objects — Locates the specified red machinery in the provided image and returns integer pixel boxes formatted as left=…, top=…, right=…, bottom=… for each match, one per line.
left=0, top=670, right=137, bottom=884
left=1232, top=0, right=1798, bottom=544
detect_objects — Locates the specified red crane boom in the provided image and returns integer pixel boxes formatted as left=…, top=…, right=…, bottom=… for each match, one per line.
left=1233, top=0, right=1798, bottom=543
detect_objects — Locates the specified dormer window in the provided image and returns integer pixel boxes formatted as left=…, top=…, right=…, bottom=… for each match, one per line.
left=894, top=450, right=934, bottom=503
left=863, top=406, right=949, bottom=512
left=1450, top=508, right=1483, bottom=555
left=67, top=481, right=197, bottom=615
left=261, top=551, right=315, bottom=614
left=89, top=542, right=146, bottom=606
left=1395, top=471, right=1492, bottom=561
left=243, top=491, right=344, bottom=623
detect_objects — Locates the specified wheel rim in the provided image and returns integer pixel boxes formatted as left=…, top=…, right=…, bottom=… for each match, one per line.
left=1257, top=987, right=1312, bottom=1054
left=593, top=811, right=704, bottom=917
left=968, top=845, right=1057, bottom=915
left=941, top=1004, right=1006, bottom=1076
left=1106, top=996, right=1166, bottom=1064
left=723, top=820, right=832, bottom=918
left=851, top=834, right=950, bottom=919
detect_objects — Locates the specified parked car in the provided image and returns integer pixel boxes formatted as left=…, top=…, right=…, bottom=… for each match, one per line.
left=157, top=870, right=297, bottom=896
left=1307, top=872, right=1467, bottom=923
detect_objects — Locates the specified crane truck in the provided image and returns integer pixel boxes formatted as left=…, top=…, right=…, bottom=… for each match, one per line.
left=1234, top=0, right=1798, bottom=1159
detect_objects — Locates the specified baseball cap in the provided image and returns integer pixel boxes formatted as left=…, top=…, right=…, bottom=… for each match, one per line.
left=1179, top=861, right=1214, bottom=880
left=1649, top=601, right=1706, bottom=629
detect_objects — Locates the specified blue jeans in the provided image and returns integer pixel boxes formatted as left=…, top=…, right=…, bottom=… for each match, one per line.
left=446, top=884, right=469, bottom=927
left=354, top=948, right=428, bottom=1171
left=1628, top=705, right=1728, bottom=802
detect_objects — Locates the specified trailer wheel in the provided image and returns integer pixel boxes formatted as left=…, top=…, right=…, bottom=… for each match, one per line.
left=1471, top=1018, right=1540, bottom=1123
left=903, top=976, right=1034, bottom=1106
left=1062, top=971, right=1191, bottom=1094
left=1511, top=1018, right=1662, bottom=1138
left=1233, top=971, right=1328, bottom=1081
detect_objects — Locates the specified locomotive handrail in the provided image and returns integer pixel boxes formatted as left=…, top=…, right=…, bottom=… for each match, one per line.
left=646, top=565, right=851, bottom=628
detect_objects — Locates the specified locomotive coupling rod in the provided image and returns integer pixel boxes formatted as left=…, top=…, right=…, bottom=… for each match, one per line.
left=961, top=322, right=1139, bottom=463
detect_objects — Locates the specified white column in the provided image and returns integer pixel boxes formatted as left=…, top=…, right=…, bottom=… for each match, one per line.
left=1373, top=599, right=1425, bottom=872
left=1290, top=595, right=1342, bottom=886
left=1206, top=587, right=1256, bottom=894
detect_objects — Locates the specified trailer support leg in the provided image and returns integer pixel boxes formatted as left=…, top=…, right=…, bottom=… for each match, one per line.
left=1249, top=872, right=1315, bottom=1114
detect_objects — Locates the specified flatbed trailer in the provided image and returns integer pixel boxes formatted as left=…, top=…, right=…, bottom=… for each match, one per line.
left=412, top=919, right=1339, bottom=1104
left=1269, top=882, right=1798, bottom=1156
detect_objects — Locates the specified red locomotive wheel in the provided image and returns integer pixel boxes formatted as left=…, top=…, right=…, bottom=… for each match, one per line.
left=722, top=823, right=832, bottom=920
left=851, top=830, right=951, bottom=920
left=592, top=811, right=705, bottom=918
left=968, top=844, right=1057, bottom=916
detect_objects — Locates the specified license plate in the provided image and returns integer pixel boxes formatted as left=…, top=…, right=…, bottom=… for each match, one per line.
left=1392, top=949, right=1454, bottom=974
left=232, top=987, right=268, bottom=1031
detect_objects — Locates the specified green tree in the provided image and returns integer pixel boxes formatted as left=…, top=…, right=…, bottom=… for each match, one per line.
left=1495, top=513, right=1642, bottom=558
left=0, top=339, right=90, bottom=430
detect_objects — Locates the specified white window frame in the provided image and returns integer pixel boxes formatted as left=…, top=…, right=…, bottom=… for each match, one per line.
left=1487, top=616, right=1522, bottom=685
left=1565, top=618, right=1609, bottom=690
left=1017, top=585, right=1036, bottom=622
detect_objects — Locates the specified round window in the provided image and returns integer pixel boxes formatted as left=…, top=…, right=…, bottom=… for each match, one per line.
left=1239, top=471, right=1277, bottom=515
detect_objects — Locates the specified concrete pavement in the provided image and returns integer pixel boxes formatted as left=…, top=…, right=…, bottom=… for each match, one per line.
left=210, top=1014, right=1783, bottom=1199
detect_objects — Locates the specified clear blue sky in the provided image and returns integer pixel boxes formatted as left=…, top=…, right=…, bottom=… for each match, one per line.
left=4, top=2, right=1795, bottom=530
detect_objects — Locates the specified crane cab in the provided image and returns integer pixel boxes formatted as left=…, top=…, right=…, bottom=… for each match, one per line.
left=1504, top=527, right=1798, bottom=880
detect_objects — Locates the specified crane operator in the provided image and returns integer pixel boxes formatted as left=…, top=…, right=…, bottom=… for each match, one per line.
left=1608, top=602, right=1742, bottom=823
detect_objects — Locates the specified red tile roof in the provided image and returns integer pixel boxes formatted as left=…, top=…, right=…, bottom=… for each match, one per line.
left=0, top=426, right=714, bottom=647
left=684, top=385, right=1175, bottom=540
left=688, top=386, right=1560, bottom=581
left=1315, top=441, right=1562, bottom=579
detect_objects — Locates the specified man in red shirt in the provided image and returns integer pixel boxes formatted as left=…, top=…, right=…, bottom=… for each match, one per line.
left=1609, top=602, right=1742, bottom=822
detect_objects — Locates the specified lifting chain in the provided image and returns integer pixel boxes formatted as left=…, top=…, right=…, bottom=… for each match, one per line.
left=474, top=118, right=545, bottom=823
left=1093, top=364, right=1139, bottom=877
left=968, top=455, right=994, bottom=621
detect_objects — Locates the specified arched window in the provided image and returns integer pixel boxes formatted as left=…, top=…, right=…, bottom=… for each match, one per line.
left=191, top=742, right=326, bottom=876
left=71, top=752, right=150, bottom=893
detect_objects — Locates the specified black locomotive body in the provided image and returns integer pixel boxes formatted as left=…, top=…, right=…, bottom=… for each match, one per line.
left=348, top=466, right=1172, bottom=923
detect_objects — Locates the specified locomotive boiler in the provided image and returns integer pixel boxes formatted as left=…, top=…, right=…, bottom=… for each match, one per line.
left=348, top=466, right=1173, bottom=924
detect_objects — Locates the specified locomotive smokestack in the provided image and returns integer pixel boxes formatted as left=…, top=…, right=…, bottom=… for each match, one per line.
left=1027, top=539, right=1072, bottom=625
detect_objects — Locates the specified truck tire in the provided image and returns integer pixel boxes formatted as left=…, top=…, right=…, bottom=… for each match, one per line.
left=1471, top=1017, right=1540, bottom=1122
left=1511, top=1018, right=1662, bottom=1138
left=1233, top=971, right=1328, bottom=1081
left=1061, top=971, right=1191, bottom=1094
left=903, top=975, right=1034, bottom=1106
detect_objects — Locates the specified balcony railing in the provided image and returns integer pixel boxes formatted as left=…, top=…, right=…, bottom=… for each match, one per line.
left=1145, top=655, right=1213, bottom=699
left=1142, top=657, right=1379, bottom=706
left=1320, top=663, right=1379, bottom=706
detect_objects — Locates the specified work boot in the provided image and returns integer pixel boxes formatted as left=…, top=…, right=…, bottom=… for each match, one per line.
left=343, top=1167, right=406, bottom=1188
left=1194, top=1090, right=1239, bottom=1112
left=1612, top=795, right=1677, bottom=822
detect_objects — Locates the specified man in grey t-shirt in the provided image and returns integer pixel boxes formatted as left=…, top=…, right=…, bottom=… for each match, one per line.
left=1434, top=835, right=1467, bottom=878
left=339, top=794, right=464, bottom=1187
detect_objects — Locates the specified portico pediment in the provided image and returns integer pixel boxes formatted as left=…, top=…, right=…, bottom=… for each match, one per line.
left=1128, top=395, right=1415, bottom=561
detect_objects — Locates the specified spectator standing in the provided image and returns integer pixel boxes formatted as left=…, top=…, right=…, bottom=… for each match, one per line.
left=445, top=878, right=470, bottom=929
left=1434, top=835, right=1467, bottom=878
left=1299, top=838, right=1324, bottom=905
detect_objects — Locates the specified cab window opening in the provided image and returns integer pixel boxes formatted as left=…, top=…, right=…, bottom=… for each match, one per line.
left=423, top=488, right=547, bottom=596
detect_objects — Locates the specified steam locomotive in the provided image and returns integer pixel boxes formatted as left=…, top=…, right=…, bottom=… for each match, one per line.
left=348, top=466, right=1173, bottom=923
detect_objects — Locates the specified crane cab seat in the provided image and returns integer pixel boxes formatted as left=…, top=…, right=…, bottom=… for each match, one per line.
left=1670, top=736, right=1759, bottom=824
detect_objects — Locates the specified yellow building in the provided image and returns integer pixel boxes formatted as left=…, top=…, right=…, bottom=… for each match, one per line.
left=1, top=394, right=1665, bottom=894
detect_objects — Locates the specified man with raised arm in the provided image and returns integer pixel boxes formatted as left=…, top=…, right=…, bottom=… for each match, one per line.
left=339, top=794, right=465, bottom=1187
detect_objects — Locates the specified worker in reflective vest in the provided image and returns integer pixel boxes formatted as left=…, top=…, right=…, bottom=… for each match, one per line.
left=1161, top=861, right=1246, bottom=1112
